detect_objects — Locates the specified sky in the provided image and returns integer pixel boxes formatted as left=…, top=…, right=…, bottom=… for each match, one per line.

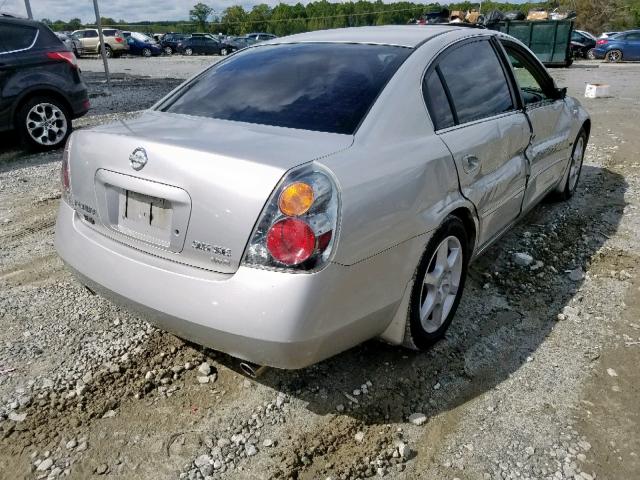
left=0, top=0, right=502, bottom=23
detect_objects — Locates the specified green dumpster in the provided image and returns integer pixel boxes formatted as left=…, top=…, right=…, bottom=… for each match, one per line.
left=488, top=20, right=574, bottom=67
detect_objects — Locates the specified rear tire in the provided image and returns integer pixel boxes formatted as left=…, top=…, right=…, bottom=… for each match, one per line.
left=586, top=48, right=596, bottom=60
left=221, top=48, right=228, bottom=56
left=605, top=49, right=622, bottom=62
left=403, top=216, right=469, bottom=350
left=102, top=45, right=113, bottom=58
left=16, top=95, right=71, bottom=151
left=184, top=47, right=193, bottom=56
left=142, top=48, right=152, bottom=57
left=164, top=46, right=173, bottom=55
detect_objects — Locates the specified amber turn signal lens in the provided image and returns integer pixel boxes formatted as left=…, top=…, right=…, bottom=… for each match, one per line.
left=278, top=182, right=314, bottom=216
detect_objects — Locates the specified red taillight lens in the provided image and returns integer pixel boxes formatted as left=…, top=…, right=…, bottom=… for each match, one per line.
left=61, top=155, right=70, bottom=196
left=266, top=218, right=316, bottom=266
left=47, top=51, right=78, bottom=68
left=61, top=137, right=72, bottom=200
left=62, top=160, right=70, bottom=190
left=115, top=37, right=123, bottom=43
left=596, top=39, right=608, bottom=45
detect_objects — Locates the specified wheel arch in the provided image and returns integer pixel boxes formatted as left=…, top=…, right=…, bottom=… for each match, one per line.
left=12, top=87, right=72, bottom=129
left=379, top=201, right=478, bottom=346
left=448, top=206, right=477, bottom=257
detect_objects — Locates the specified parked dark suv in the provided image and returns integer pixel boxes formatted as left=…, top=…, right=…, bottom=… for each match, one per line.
left=0, top=15, right=88, bottom=150
left=160, top=33, right=188, bottom=55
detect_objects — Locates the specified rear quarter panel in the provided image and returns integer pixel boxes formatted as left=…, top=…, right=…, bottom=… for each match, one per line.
left=322, top=35, right=476, bottom=267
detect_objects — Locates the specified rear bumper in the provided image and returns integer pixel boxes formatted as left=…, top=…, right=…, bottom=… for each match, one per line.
left=55, top=201, right=419, bottom=368
left=68, top=85, right=89, bottom=119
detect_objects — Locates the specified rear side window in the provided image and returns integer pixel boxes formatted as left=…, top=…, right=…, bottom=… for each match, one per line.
left=84, top=30, right=98, bottom=38
left=437, top=40, right=514, bottom=124
left=103, top=29, right=117, bottom=37
left=162, top=43, right=411, bottom=135
left=0, top=23, right=38, bottom=53
left=423, top=70, right=455, bottom=130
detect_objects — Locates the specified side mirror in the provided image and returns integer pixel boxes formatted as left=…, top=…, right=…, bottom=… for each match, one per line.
left=556, top=87, right=568, bottom=99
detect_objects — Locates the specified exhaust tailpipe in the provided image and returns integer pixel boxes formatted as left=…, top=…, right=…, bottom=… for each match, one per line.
left=239, top=361, right=268, bottom=378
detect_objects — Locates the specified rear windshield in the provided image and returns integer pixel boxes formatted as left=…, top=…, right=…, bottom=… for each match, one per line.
left=161, top=43, right=411, bottom=134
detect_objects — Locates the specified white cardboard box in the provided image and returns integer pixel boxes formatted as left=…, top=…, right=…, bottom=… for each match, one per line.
left=585, top=83, right=610, bottom=98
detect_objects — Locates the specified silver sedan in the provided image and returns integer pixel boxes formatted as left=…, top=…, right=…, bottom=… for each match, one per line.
left=55, top=25, right=590, bottom=369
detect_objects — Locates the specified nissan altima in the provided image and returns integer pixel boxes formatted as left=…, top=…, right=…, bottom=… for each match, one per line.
left=55, top=25, right=590, bottom=369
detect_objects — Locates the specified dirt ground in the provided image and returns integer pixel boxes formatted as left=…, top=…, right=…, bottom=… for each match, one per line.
left=0, top=59, right=639, bottom=480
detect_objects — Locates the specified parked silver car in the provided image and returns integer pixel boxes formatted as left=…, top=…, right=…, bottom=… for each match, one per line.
left=55, top=26, right=590, bottom=369
left=55, top=32, right=84, bottom=57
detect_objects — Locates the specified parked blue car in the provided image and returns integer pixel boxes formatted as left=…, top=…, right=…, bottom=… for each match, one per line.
left=594, top=30, right=640, bottom=62
left=122, top=31, right=162, bottom=57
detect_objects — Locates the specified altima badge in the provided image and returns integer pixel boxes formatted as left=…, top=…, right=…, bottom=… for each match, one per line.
left=129, top=147, right=148, bottom=171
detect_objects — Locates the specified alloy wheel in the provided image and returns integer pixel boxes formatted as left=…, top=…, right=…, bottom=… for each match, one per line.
left=419, top=235, right=463, bottom=333
left=586, top=48, right=596, bottom=60
left=606, top=50, right=622, bottom=62
left=164, top=46, right=172, bottom=55
left=142, top=48, right=151, bottom=57
left=185, top=48, right=193, bottom=56
left=568, top=135, right=585, bottom=192
left=25, top=102, right=67, bottom=147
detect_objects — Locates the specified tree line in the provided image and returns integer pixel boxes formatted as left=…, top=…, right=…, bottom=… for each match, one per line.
left=41, top=0, right=639, bottom=37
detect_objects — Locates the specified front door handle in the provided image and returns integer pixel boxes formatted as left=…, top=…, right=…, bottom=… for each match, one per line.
left=462, top=154, right=480, bottom=174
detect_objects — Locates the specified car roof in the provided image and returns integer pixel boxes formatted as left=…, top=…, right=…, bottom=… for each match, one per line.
left=0, top=13, right=42, bottom=27
left=267, top=25, right=486, bottom=48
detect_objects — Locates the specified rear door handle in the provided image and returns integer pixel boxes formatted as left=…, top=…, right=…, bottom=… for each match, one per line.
left=461, top=154, right=480, bottom=174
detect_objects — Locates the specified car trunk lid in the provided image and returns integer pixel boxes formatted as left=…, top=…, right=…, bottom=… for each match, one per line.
left=68, top=111, right=352, bottom=273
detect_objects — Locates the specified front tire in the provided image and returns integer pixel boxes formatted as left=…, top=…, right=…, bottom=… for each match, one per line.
left=142, top=48, right=152, bottom=57
left=16, top=96, right=71, bottom=151
left=221, top=48, right=228, bottom=56
left=404, top=216, right=469, bottom=350
left=552, top=128, right=587, bottom=201
left=605, top=49, right=622, bottom=62
left=164, top=46, right=173, bottom=55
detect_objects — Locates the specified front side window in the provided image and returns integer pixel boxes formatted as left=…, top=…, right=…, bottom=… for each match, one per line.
left=0, top=23, right=37, bottom=53
left=502, top=44, right=552, bottom=105
left=162, top=43, right=411, bottom=135
left=437, top=40, right=514, bottom=124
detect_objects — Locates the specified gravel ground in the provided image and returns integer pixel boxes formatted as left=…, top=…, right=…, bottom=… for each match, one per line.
left=78, top=55, right=219, bottom=80
left=0, top=59, right=638, bottom=480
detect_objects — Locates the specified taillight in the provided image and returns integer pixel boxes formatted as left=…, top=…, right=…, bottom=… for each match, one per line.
left=61, top=137, right=72, bottom=200
left=115, top=37, right=124, bottom=43
left=47, top=51, right=78, bottom=68
left=266, top=218, right=316, bottom=265
left=596, top=39, right=608, bottom=45
left=243, top=165, right=340, bottom=272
